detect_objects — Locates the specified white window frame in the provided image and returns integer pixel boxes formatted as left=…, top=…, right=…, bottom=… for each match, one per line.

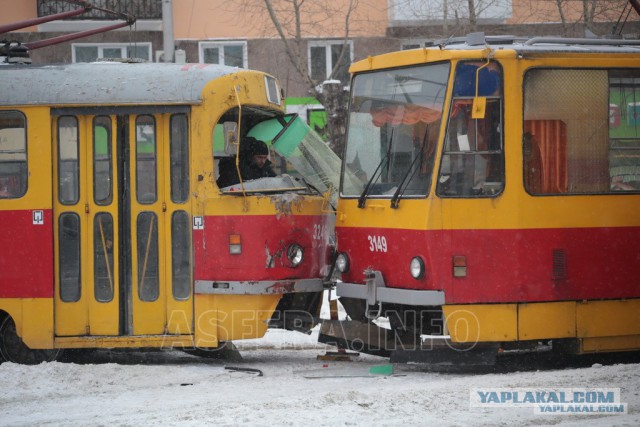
left=72, top=43, right=152, bottom=63
left=307, top=40, right=353, bottom=83
left=198, top=41, right=248, bottom=68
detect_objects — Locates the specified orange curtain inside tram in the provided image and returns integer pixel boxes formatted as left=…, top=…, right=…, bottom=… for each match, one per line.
left=524, top=119, right=568, bottom=194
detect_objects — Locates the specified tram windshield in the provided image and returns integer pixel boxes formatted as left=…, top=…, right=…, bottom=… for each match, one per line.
left=215, top=112, right=341, bottom=205
left=342, top=62, right=450, bottom=202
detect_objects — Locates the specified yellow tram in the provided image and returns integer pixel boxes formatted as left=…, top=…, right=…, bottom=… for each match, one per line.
left=323, top=34, right=640, bottom=363
left=0, top=61, right=338, bottom=363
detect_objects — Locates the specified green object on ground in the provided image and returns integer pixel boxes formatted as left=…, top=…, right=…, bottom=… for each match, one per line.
left=369, top=364, right=394, bottom=375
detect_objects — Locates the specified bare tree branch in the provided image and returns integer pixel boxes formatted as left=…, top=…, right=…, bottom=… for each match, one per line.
left=263, top=0, right=318, bottom=97
left=328, top=0, right=355, bottom=82
left=255, top=0, right=359, bottom=154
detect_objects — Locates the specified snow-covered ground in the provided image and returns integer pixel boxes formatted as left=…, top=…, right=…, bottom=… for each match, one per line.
left=1, top=326, right=639, bottom=426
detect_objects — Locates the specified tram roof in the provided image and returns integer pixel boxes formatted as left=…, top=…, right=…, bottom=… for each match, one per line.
left=438, top=34, right=640, bottom=54
left=0, top=61, right=251, bottom=107
left=351, top=34, right=640, bottom=73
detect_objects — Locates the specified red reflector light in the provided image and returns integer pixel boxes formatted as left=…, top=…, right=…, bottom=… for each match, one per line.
left=229, top=234, right=241, bottom=255
left=452, top=255, right=467, bottom=277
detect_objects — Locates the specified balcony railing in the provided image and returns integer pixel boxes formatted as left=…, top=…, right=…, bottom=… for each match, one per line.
left=37, top=0, right=162, bottom=20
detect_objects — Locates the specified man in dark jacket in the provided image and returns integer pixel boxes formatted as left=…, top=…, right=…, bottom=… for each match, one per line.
left=216, top=137, right=276, bottom=188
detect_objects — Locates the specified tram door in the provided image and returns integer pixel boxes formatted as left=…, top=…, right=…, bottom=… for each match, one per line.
left=54, top=112, right=192, bottom=337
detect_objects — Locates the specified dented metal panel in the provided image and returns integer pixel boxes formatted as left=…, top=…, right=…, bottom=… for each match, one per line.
left=194, top=278, right=324, bottom=295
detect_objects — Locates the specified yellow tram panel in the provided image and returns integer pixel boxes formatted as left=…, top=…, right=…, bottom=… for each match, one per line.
left=582, top=335, right=640, bottom=353
left=518, top=301, right=576, bottom=340
left=576, top=299, right=640, bottom=338
left=193, top=294, right=280, bottom=347
left=445, top=299, right=640, bottom=345
left=0, top=298, right=53, bottom=349
left=443, top=304, right=518, bottom=342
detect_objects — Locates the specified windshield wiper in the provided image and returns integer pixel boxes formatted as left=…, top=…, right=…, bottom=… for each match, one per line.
left=390, top=126, right=428, bottom=209
left=358, top=129, right=394, bottom=208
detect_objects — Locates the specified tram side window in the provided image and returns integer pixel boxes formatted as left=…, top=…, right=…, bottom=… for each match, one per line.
left=170, top=114, right=189, bottom=203
left=93, top=116, right=113, bottom=205
left=0, top=111, right=27, bottom=199
left=171, top=211, right=191, bottom=300
left=609, top=70, right=640, bottom=192
left=136, top=115, right=157, bottom=204
left=437, top=62, right=504, bottom=197
left=59, top=213, right=81, bottom=302
left=137, top=212, right=159, bottom=302
left=58, top=116, right=79, bottom=204
left=523, top=69, right=640, bottom=194
left=94, top=213, right=114, bottom=302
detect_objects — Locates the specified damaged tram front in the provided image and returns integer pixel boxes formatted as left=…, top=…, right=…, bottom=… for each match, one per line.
left=322, top=34, right=640, bottom=365
left=0, top=62, right=339, bottom=363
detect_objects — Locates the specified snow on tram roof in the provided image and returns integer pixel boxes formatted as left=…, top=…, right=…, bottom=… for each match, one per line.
left=0, top=61, right=252, bottom=107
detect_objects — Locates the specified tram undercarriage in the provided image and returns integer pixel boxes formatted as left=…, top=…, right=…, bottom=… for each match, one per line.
left=318, top=298, right=640, bottom=368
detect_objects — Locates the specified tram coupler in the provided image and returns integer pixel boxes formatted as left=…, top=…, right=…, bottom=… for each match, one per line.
left=317, top=293, right=361, bottom=361
left=364, top=269, right=385, bottom=307
left=318, top=319, right=393, bottom=357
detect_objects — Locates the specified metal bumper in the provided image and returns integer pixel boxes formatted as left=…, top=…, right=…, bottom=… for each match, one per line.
left=195, top=278, right=324, bottom=295
left=336, top=270, right=445, bottom=306
left=318, top=319, right=500, bottom=366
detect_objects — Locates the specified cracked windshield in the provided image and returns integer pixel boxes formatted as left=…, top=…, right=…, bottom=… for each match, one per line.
left=342, top=62, right=450, bottom=201
left=215, top=114, right=341, bottom=205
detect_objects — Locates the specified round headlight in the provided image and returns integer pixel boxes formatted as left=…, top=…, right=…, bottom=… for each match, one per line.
left=287, top=244, right=304, bottom=267
left=410, top=256, right=425, bottom=279
left=335, top=252, right=350, bottom=273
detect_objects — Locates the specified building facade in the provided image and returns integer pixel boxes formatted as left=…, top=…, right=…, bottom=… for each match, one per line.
left=2, top=1, right=639, bottom=102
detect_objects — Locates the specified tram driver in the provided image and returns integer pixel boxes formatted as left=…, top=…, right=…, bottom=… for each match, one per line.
left=216, top=136, right=276, bottom=188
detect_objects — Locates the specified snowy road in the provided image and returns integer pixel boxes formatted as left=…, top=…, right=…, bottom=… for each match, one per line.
left=1, top=329, right=639, bottom=426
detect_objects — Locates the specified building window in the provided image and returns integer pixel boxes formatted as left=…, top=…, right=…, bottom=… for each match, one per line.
left=38, top=0, right=162, bottom=20
left=72, top=43, right=152, bottom=62
left=199, top=41, right=247, bottom=68
left=308, top=40, right=353, bottom=84
left=401, top=40, right=430, bottom=50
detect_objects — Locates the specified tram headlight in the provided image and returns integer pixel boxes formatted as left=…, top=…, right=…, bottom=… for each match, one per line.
left=410, top=256, right=425, bottom=279
left=335, top=252, right=350, bottom=273
left=287, top=244, right=304, bottom=267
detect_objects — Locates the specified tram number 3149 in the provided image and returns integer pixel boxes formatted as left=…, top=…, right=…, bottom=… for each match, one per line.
left=368, top=235, right=388, bottom=252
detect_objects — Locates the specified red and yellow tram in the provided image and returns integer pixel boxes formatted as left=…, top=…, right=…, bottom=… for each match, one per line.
left=324, top=34, right=640, bottom=362
left=0, top=61, right=337, bottom=363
